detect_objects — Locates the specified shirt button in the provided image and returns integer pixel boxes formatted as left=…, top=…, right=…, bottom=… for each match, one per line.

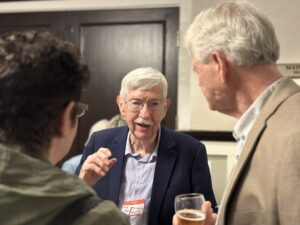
left=137, top=180, right=143, bottom=185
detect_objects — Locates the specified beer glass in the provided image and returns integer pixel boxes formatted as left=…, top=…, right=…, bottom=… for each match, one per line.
left=174, top=193, right=206, bottom=225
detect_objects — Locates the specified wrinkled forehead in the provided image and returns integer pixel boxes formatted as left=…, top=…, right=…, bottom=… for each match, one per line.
left=125, top=85, right=165, bottom=99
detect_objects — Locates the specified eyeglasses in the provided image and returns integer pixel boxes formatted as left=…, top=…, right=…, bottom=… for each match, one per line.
left=123, top=98, right=165, bottom=113
left=73, top=102, right=88, bottom=118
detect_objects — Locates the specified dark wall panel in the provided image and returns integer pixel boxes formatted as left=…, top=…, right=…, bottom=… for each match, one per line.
left=0, top=8, right=179, bottom=160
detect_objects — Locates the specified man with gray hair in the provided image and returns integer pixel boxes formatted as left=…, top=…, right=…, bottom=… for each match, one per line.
left=77, top=67, right=217, bottom=225
left=176, top=1, right=300, bottom=225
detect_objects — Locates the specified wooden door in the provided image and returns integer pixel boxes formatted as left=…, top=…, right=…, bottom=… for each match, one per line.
left=68, top=8, right=179, bottom=155
left=0, top=8, right=179, bottom=159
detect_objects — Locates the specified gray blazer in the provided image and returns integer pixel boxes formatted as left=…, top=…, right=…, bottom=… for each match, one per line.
left=217, top=78, right=300, bottom=225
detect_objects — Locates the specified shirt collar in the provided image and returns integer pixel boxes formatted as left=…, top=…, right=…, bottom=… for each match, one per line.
left=233, top=77, right=287, bottom=143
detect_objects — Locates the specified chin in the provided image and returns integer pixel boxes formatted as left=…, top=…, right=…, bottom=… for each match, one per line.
left=135, top=132, right=152, bottom=141
left=207, top=103, right=216, bottom=111
left=135, top=133, right=149, bottom=139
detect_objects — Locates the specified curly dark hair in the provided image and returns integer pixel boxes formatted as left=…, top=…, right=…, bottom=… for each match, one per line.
left=0, top=31, right=90, bottom=152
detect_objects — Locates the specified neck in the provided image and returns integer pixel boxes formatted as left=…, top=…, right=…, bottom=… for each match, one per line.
left=130, top=133, right=158, bottom=157
left=230, top=63, right=283, bottom=119
left=46, top=138, right=59, bottom=165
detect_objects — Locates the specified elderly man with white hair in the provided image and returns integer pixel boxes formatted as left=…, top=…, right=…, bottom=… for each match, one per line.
left=76, top=67, right=217, bottom=225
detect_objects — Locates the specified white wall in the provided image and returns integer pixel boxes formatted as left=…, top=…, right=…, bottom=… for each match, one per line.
left=203, top=141, right=236, bottom=203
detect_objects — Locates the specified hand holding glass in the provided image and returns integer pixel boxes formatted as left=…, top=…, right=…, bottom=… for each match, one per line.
left=174, top=193, right=206, bottom=225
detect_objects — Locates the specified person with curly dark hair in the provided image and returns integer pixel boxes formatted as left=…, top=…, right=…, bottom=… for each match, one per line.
left=0, top=31, right=129, bottom=225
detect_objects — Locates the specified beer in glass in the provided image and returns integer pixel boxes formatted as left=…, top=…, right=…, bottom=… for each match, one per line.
left=174, top=193, right=206, bottom=225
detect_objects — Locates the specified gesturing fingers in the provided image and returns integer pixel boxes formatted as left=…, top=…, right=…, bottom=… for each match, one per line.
left=99, top=147, right=112, bottom=158
left=97, top=147, right=117, bottom=170
left=79, top=147, right=117, bottom=186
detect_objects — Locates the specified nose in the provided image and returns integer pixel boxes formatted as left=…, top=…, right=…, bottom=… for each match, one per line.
left=139, top=102, right=151, bottom=118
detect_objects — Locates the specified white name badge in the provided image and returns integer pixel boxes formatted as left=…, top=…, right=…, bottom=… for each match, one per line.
left=121, top=199, right=145, bottom=216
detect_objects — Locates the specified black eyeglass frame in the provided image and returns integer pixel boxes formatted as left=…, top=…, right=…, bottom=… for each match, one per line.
left=122, top=98, right=165, bottom=113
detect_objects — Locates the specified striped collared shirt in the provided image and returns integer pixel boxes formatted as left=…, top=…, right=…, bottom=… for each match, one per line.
left=118, top=127, right=161, bottom=225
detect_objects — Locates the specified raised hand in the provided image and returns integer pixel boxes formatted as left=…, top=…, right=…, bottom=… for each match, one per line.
left=79, top=147, right=117, bottom=186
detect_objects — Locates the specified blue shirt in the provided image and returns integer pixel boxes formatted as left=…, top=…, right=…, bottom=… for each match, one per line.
left=118, top=128, right=160, bottom=225
left=61, top=154, right=82, bottom=174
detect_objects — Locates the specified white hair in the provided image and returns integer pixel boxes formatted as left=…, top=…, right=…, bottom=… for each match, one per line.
left=119, top=67, right=168, bottom=99
left=185, top=1, right=279, bottom=67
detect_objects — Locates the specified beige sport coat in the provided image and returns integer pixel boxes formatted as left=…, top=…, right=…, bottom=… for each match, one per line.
left=217, top=78, right=300, bottom=225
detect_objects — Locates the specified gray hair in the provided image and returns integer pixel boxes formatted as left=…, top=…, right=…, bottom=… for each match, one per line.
left=119, top=67, right=168, bottom=99
left=185, top=1, right=279, bottom=67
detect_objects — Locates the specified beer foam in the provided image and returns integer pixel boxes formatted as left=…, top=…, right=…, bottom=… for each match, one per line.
left=176, top=209, right=206, bottom=221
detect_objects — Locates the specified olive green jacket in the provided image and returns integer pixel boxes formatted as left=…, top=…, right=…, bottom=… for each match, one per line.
left=0, top=143, right=130, bottom=225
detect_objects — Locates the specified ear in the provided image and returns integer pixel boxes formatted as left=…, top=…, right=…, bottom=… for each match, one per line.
left=60, top=101, right=75, bottom=137
left=211, top=51, right=228, bottom=83
left=161, top=98, right=171, bottom=119
left=165, top=98, right=171, bottom=110
left=116, top=95, right=126, bottom=116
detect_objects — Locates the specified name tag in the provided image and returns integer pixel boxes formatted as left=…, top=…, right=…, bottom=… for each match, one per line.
left=121, top=199, right=145, bottom=216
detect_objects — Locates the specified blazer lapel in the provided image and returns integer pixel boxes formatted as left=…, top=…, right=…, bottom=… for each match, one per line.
left=218, top=117, right=266, bottom=224
left=108, top=127, right=128, bottom=204
left=148, top=126, right=177, bottom=225
left=218, top=78, right=300, bottom=224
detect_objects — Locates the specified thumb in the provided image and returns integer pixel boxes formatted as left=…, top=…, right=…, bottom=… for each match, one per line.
left=202, top=201, right=215, bottom=225
left=202, top=201, right=212, bottom=214
left=109, top=158, right=117, bottom=169
left=172, top=214, right=179, bottom=225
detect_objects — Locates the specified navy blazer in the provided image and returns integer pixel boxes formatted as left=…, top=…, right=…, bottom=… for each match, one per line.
left=77, top=125, right=217, bottom=225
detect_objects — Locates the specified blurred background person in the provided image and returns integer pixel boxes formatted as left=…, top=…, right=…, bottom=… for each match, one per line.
left=76, top=67, right=217, bottom=225
left=0, top=31, right=129, bottom=225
